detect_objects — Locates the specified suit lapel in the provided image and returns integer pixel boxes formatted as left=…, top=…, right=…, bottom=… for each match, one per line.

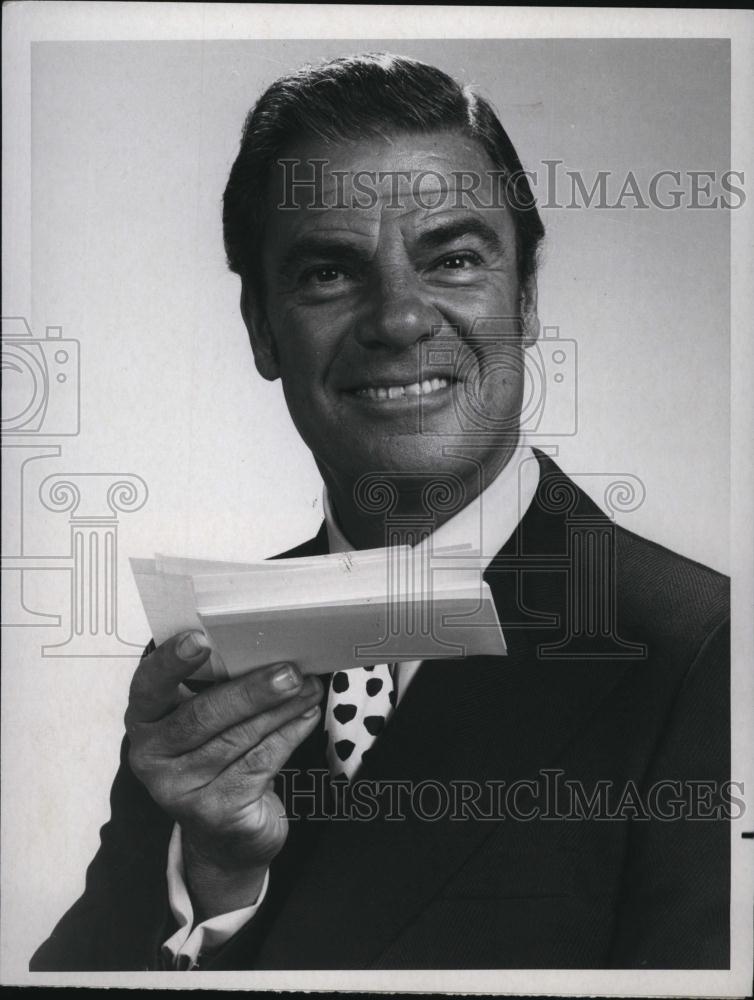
left=240, top=454, right=637, bottom=969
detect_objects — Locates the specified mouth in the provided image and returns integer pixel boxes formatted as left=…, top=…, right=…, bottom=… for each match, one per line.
left=349, top=377, right=455, bottom=401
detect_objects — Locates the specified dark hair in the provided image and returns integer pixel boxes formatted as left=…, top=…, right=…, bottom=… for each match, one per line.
left=223, top=52, right=544, bottom=296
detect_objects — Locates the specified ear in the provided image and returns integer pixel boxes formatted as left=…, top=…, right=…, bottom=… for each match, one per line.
left=240, top=281, right=280, bottom=381
left=520, top=275, right=540, bottom=348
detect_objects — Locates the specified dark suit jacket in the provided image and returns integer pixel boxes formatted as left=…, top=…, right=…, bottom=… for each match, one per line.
left=30, top=452, right=730, bottom=971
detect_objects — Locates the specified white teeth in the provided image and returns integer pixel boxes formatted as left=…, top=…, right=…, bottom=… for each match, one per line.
left=356, top=377, right=450, bottom=400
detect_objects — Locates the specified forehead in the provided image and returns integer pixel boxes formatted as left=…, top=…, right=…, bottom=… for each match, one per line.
left=264, top=129, right=513, bottom=247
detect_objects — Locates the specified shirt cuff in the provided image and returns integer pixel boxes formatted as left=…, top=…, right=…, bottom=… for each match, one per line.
left=161, top=823, right=269, bottom=970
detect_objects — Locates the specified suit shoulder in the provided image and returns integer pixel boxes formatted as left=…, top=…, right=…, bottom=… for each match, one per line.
left=269, top=523, right=328, bottom=561
left=614, top=523, right=729, bottom=645
left=532, top=453, right=728, bottom=643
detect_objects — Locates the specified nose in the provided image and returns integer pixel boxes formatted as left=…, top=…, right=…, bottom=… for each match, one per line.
left=354, top=267, right=438, bottom=351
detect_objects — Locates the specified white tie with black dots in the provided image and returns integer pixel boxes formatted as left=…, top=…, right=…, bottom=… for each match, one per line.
left=325, top=664, right=396, bottom=781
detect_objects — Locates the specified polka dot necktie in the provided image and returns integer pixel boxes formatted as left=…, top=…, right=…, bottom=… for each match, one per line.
left=325, top=664, right=396, bottom=781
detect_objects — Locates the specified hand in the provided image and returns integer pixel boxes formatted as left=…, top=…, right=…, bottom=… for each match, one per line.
left=125, top=631, right=323, bottom=920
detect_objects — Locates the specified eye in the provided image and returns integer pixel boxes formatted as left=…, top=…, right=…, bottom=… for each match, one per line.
left=298, top=265, right=356, bottom=298
left=439, top=251, right=482, bottom=270
left=428, top=250, right=485, bottom=283
left=310, top=266, right=347, bottom=284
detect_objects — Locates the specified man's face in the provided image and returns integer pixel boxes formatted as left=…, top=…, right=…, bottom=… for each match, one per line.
left=244, top=130, right=539, bottom=496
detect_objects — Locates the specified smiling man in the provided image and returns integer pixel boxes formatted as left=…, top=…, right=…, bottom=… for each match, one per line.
left=247, top=128, right=536, bottom=549
left=31, top=53, right=730, bottom=973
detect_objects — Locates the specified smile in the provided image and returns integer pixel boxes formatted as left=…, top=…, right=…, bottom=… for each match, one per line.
left=353, top=377, right=452, bottom=401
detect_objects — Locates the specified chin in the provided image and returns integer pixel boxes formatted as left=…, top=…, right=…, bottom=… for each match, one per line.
left=351, top=440, right=481, bottom=482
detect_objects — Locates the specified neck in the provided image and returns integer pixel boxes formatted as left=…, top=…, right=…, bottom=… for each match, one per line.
left=321, top=444, right=519, bottom=551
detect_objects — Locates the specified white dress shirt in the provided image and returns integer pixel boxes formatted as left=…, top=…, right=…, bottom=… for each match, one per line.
left=162, top=439, right=540, bottom=969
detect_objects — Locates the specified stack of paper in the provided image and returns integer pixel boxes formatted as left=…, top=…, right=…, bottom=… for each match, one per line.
left=130, top=547, right=506, bottom=683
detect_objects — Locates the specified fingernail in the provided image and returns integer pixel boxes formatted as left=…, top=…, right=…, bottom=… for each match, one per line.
left=177, top=632, right=209, bottom=660
left=271, top=663, right=301, bottom=691
left=301, top=705, right=320, bottom=718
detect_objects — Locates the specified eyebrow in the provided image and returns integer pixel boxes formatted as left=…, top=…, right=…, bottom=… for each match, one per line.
left=276, top=216, right=506, bottom=280
left=414, top=217, right=506, bottom=257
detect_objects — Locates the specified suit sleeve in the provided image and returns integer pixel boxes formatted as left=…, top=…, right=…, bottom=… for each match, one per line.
left=607, top=617, right=731, bottom=969
left=30, top=637, right=178, bottom=973
left=29, top=731, right=175, bottom=972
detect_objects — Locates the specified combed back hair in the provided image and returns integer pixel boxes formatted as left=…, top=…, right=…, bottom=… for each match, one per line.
left=223, top=52, right=544, bottom=297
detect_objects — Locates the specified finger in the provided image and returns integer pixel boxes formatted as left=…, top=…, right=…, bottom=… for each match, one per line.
left=208, top=704, right=321, bottom=803
left=179, top=677, right=323, bottom=781
left=127, top=631, right=212, bottom=725
left=154, top=660, right=315, bottom=753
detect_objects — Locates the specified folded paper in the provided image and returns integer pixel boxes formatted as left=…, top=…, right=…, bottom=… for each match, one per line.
left=130, top=547, right=506, bottom=683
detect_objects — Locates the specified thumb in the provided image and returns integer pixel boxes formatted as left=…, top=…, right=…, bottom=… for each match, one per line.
left=127, top=630, right=212, bottom=724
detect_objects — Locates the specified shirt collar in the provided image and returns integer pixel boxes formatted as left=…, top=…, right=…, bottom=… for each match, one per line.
left=323, top=437, right=540, bottom=568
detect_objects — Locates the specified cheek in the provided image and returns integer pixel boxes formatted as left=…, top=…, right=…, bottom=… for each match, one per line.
left=272, top=315, right=341, bottom=423
left=275, top=302, right=355, bottom=389
left=473, top=342, right=527, bottom=406
left=442, top=275, right=522, bottom=342
left=269, top=307, right=322, bottom=377
left=486, top=277, right=522, bottom=320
